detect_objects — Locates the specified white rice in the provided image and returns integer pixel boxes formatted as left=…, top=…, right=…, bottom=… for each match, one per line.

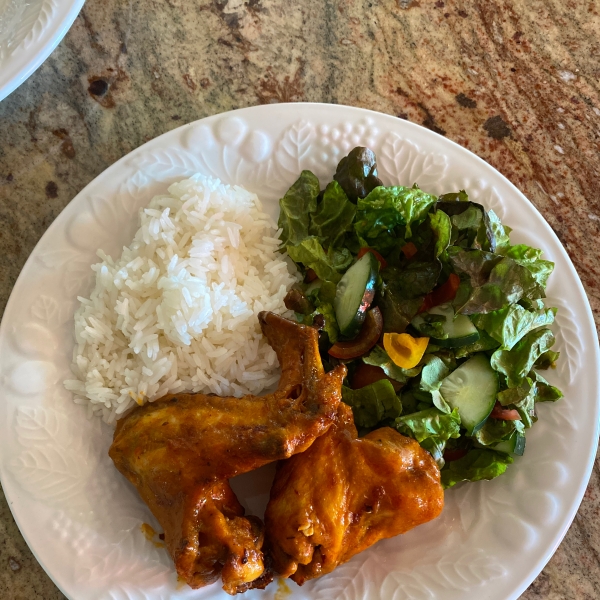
left=64, top=174, right=299, bottom=423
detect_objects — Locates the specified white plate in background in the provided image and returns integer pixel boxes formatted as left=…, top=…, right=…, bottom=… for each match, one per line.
left=0, top=0, right=85, bottom=102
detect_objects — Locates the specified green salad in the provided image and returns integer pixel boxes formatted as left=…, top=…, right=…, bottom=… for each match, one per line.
left=278, top=146, right=563, bottom=489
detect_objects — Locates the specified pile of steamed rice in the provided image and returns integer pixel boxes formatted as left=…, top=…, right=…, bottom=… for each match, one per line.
left=64, top=174, right=300, bottom=423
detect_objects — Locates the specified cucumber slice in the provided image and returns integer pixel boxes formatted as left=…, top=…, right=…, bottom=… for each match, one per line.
left=334, top=252, right=379, bottom=338
left=439, top=354, right=498, bottom=435
left=412, top=303, right=479, bottom=348
left=495, top=432, right=526, bottom=456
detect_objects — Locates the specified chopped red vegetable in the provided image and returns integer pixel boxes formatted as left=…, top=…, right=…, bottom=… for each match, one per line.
left=328, top=307, right=383, bottom=360
left=357, top=247, right=387, bottom=270
left=351, top=363, right=403, bottom=392
left=490, top=402, right=522, bottom=421
left=443, top=447, right=468, bottom=462
left=304, top=268, right=318, bottom=283
left=420, top=273, right=460, bottom=313
left=401, top=241, right=418, bottom=260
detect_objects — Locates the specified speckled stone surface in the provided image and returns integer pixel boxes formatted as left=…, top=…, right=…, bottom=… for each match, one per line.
left=0, top=0, right=599, bottom=598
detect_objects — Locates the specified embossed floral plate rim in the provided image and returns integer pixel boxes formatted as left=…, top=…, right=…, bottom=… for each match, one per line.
left=0, top=0, right=86, bottom=102
left=0, top=103, right=598, bottom=600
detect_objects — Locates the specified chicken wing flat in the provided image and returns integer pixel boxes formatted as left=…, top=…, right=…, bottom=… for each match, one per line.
left=264, top=403, right=444, bottom=585
left=109, top=311, right=346, bottom=594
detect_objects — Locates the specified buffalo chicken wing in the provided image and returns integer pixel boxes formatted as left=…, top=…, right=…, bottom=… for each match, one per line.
left=109, top=312, right=346, bottom=594
left=264, top=403, right=444, bottom=584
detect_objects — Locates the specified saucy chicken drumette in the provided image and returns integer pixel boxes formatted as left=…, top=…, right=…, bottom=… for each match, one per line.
left=109, top=312, right=346, bottom=595
left=264, top=402, right=444, bottom=585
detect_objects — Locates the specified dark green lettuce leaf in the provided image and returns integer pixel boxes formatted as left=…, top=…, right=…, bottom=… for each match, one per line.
left=362, top=345, right=422, bottom=383
left=435, top=200, right=495, bottom=251
left=429, top=210, right=452, bottom=259
left=535, top=349, right=560, bottom=369
left=309, top=181, right=356, bottom=249
left=382, top=262, right=442, bottom=299
left=355, top=185, right=437, bottom=240
left=490, top=328, right=556, bottom=388
left=309, top=302, right=340, bottom=344
left=497, top=377, right=537, bottom=427
left=448, top=247, right=544, bottom=314
left=412, top=313, right=448, bottom=339
left=438, top=190, right=469, bottom=202
left=454, top=329, right=500, bottom=358
left=286, top=237, right=342, bottom=283
left=395, top=407, right=461, bottom=444
left=342, top=380, right=402, bottom=428
left=441, top=449, right=513, bottom=489
left=333, top=147, right=383, bottom=203
left=472, top=305, right=556, bottom=350
left=530, top=370, right=563, bottom=402
left=377, top=287, right=423, bottom=334
left=474, top=418, right=525, bottom=446
left=278, top=170, right=319, bottom=245
left=377, top=262, right=441, bottom=333
left=501, top=244, right=554, bottom=288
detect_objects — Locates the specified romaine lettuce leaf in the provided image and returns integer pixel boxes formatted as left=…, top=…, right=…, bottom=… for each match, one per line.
left=441, top=449, right=513, bottom=489
left=490, top=328, right=556, bottom=388
left=309, top=181, right=356, bottom=249
left=286, top=237, right=342, bottom=283
left=278, top=170, right=319, bottom=245
left=395, top=407, right=461, bottom=444
left=474, top=418, right=525, bottom=445
left=342, top=380, right=402, bottom=428
left=333, top=147, right=383, bottom=203
left=355, top=185, right=437, bottom=240
left=472, top=305, right=556, bottom=350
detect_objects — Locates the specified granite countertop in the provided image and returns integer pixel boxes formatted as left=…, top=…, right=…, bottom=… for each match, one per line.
left=1, top=0, right=599, bottom=598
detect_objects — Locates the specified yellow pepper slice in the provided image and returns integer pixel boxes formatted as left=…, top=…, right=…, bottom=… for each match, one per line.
left=383, top=333, right=429, bottom=369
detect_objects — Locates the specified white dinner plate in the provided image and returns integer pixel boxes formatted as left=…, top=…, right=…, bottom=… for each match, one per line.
left=0, top=104, right=598, bottom=600
left=0, top=0, right=85, bottom=102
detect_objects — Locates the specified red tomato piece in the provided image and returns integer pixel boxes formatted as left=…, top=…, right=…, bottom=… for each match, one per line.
left=351, top=363, right=402, bottom=392
left=357, top=247, right=388, bottom=270
left=401, top=241, right=418, bottom=260
left=443, top=447, right=468, bottom=462
left=304, top=268, right=318, bottom=283
left=420, top=273, right=460, bottom=313
left=490, top=402, right=522, bottom=421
